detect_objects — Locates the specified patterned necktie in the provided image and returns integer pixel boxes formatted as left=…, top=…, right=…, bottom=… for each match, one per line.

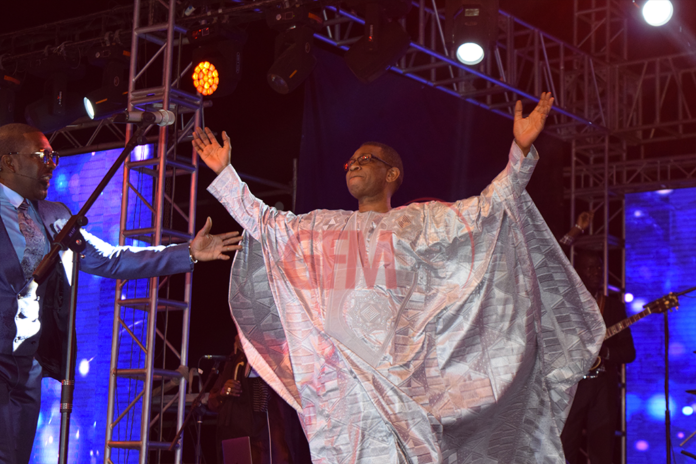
left=17, top=199, right=47, bottom=281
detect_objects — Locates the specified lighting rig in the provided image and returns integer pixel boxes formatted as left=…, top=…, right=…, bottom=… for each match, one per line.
left=189, top=22, right=247, bottom=97
left=343, top=0, right=412, bottom=83
left=265, top=1, right=324, bottom=94
left=445, top=0, right=499, bottom=66
left=0, top=75, right=21, bottom=126
left=1, top=0, right=681, bottom=136
left=24, top=53, right=87, bottom=133
left=634, top=0, right=674, bottom=26
left=83, top=44, right=131, bottom=120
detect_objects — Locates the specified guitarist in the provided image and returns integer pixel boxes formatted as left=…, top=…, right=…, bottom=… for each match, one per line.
left=560, top=215, right=636, bottom=464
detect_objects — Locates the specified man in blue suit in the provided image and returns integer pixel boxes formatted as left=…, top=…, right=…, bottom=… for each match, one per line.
left=0, top=123, right=241, bottom=464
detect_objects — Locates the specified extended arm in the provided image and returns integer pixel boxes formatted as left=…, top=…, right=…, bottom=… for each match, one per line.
left=76, top=216, right=242, bottom=279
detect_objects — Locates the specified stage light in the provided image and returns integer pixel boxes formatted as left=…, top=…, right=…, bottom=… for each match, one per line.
left=344, top=1, right=412, bottom=84
left=267, top=26, right=318, bottom=94
left=0, top=75, right=21, bottom=125
left=25, top=91, right=86, bottom=133
left=641, top=0, right=673, bottom=26
left=83, top=45, right=130, bottom=120
left=192, top=61, right=219, bottom=96
left=446, top=0, right=499, bottom=66
left=191, top=41, right=242, bottom=97
left=23, top=54, right=86, bottom=131
left=25, top=72, right=86, bottom=133
left=265, top=4, right=323, bottom=93
left=456, top=43, right=485, bottom=65
left=83, top=62, right=128, bottom=120
left=189, top=25, right=246, bottom=98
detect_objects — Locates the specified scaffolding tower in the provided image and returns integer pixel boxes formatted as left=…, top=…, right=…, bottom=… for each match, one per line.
left=103, top=1, right=203, bottom=463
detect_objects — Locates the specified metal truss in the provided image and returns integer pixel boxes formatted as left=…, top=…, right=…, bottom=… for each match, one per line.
left=573, top=0, right=628, bottom=63
left=0, top=6, right=134, bottom=63
left=103, top=0, right=203, bottom=463
left=569, top=150, right=696, bottom=198
left=317, top=2, right=696, bottom=146
left=3, top=0, right=694, bottom=164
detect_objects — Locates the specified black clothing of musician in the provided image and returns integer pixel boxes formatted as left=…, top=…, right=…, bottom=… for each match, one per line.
left=208, top=343, right=311, bottom=464
left=561, top=253, right=636, bottom=464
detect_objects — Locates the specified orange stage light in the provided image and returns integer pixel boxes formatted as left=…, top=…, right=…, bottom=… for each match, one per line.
left=193, top=61, right=220, bottom=96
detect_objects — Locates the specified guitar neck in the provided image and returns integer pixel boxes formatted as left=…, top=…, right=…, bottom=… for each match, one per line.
left=605, top=308, right=652, bottom=340
left=603, top=294, right=677, bottom=341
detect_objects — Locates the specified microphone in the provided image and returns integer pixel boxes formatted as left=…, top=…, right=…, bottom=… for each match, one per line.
left=203, top=355, right=229, bottom=362
left=113, top=109, right=176, bottom=126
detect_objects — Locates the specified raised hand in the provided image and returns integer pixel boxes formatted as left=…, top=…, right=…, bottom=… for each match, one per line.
left=576, top=211, right=593, bottom=232
left=189, top=217, right=242, bottom=262
left=192, top=127, right=231, bottom=175
left=513, top=92, right=555, bottom=155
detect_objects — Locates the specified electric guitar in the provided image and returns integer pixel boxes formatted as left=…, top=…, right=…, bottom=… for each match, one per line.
left=585, top=293, right=679, bottom=378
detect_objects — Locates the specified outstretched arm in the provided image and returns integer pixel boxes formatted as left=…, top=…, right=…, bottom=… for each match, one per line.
left=76, top=217, right=241, bottom=278
left=513, top=92, right=555, bottom=156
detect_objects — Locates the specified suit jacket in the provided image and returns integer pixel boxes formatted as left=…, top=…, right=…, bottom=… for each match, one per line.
left=0, top=198, right=193, bottom=380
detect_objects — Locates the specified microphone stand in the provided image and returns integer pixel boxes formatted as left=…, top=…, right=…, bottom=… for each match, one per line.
left=665, top=308, right=671, bottom=464
left=32, top=122, right=150, bottom=464
left=644, top=286, right=696, bottom=464
left=168, top=359, right=222, bottom=459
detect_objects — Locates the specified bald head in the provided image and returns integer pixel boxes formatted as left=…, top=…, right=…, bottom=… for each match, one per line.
left=0, top=123, right=44, bottom=157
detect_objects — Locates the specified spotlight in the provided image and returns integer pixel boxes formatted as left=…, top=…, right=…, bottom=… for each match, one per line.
left=265, top=5, right=323, bottom=94
left=192, top=61, right=219, bottom=96
left=446, top=0, right=499, bottom=66
left=83, top=45, right=130, bottom=120
left=23, top=54, right=87, bottom=131
left=344, top=0, right=412, bottom=84
left=0, top=75, right=21, bottom=126
left=641, top=0, right=673, bottom=27
left=25, top=80, right=86, bottom=133
left=24, top=54, right=87, bottom=132
left=189, top=25, right=246, bottom=98
left=266, top=4, right=323, bottom=94
left=456, top=43, right=484, bottom=66
left=191, top=40, right=243, bottom=97
left=267, top=26, right=318, bottom=94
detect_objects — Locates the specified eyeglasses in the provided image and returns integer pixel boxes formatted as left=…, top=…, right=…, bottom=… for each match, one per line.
left=344, top=153, right=393, bottom=172
left=6, top=149, right=60, bottom=166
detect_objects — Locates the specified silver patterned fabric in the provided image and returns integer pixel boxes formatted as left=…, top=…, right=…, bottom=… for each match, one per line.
left=208, top=142, right=605, bottom=464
